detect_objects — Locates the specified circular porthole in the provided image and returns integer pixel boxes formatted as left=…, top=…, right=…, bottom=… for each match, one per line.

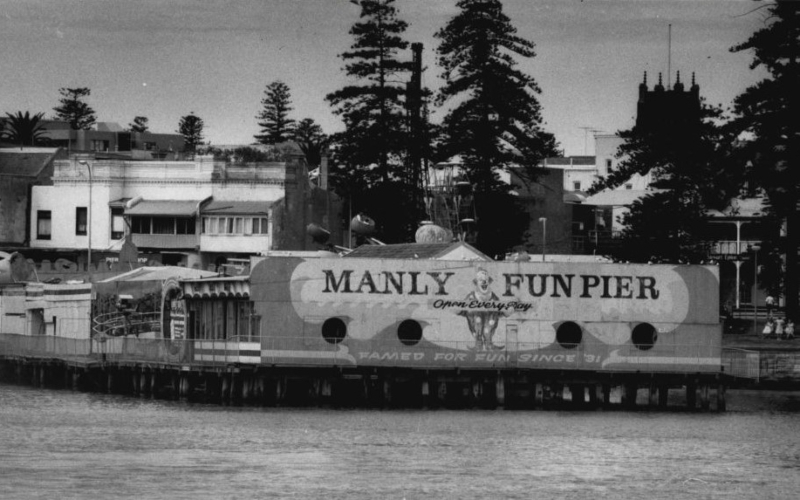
left=556, top=321, right=582, bottom=349
left=321, top=318, right=347, bottom=344
left=397, top=319, right=423, bottom=346
left=632, top=323, right=657, bottom=351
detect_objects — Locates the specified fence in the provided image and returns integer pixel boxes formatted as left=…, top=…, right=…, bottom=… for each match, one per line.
left=721, top=348, right=760, bottom=380
left=0, top=333, right=91, bottom=358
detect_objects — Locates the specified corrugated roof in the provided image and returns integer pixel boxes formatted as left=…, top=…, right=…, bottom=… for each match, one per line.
left=125, top=200, right=202, bottom=216
left=202, top=200, right=272, bottom=215
left=109, top=198, right=131, bottom=208
left=543, top=156, right=596, bottom=166
left=0, top=148, right=60, bottom=176
left=706, top=197, right=768, bottom=219
left=583, top=189, right=662, bottom=207
left=99, top=266, right=217, bottom=283
left=343, top=242, right=490, bottom=261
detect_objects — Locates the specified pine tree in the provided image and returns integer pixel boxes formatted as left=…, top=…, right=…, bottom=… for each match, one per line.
left=435, top=0, right=558, bottom=256
left=293, top=118, right=327, bottom=168
left=730, top=1, right=800, bottom=318
left=177, top=113, right=205, bottom=153
left=128, top=116, right=149, bottom=133
left=53, top=87, right=96, bottom=130
left=327, top=0, right=423, bottom=244
left=326, top=0, right=411, bottom=184
left=255, top=81, right=295, bottom=145
left=588, top=88, right=736, bottom=263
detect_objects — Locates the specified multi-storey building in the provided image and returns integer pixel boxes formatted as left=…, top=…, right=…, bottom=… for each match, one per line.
left=0, top=147, right=67, bottom=252
left=29, top=153, right=344, bottom=270
left=18, top=120, right=186, bottom=160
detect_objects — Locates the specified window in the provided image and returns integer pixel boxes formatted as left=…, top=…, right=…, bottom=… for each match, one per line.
left=37, top=211, right=52, bottom=240
left=202, top=216, right=267, bottom=235
left=257, top=218, right=268, bottom=234
left=110, top=208, right=124, bottom=240
left=152, top=217, right=174, bottom=235
left=625, top=184, right=633, bottom=190
left=176, top=218, right=195, bottom=235
left=203, top=217, right=214, bottom=234
left=605, top=159, right=613, bottom=169
left=131, top=216, right=151, bottom=234
left=573, top=181, right=581, bottom=191
left=91, top=140, right=109, bottom=151
left=76, top=207, right=87, bottom=235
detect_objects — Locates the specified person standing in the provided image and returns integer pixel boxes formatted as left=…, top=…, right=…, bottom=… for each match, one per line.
left=766, top=294, right=776, bottom=315
left=775, top=317, right=785, bottom=340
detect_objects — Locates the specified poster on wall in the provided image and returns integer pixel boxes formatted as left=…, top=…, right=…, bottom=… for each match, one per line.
left=170, top=299, right=186, bottom=340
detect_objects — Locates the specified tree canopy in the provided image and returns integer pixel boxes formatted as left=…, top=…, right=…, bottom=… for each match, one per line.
left=128, top=116, right=149, bottom=133
left=255, top=81, right=295, bottom=145
left=327, top=0, right=424, bottom=244
left=589, top=79, right=736, bottom=263
left=294, top=118, right=328, bottom=168
left=435, top=0, right=558, bottom=256
left=177, top=113, right=205, bottom=153
left=326, top=0, right=411, bottom=183
left=52, top=87, right=96, bottom=130
left=730, top=0, right=800, bottom=317
left=3, top=111, right=47, bottom=146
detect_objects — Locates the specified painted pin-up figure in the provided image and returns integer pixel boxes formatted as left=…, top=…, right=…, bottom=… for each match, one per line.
left=458, top=267, right=504, bottom=351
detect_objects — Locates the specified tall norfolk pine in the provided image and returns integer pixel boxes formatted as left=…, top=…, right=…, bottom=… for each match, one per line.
left=326, top=0, right=411, bottom=184
left=327, top=0, right=424, bottom=244
left=435, top=0, right=557, bottom=256
left=730, top=1, right=800, bottom=318
left=255, top=81, right=296, bottom=145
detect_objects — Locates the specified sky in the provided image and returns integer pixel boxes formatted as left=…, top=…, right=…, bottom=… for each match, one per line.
left=0, top=0, right=769, bottom=156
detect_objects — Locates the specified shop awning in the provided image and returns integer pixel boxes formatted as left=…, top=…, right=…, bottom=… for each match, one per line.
left=202, top=201, right=272, bottom=215
left=125, top=200, right=202, bottom=216
left=582, top=189, right=663, bottom=207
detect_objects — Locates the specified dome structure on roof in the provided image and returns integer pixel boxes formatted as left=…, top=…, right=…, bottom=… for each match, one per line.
left=415, top=221, right=453, bottom=243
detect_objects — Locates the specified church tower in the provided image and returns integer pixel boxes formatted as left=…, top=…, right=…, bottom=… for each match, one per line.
left=635, top=71, right=701, bottom=134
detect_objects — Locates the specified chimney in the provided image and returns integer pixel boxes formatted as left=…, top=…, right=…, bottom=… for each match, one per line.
left=320, top=154, right=329, bottom=190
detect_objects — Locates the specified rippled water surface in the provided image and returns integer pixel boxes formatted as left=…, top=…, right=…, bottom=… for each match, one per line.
left=1, top=383, right=799, bottom=499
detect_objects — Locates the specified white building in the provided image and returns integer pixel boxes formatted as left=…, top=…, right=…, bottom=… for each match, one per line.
left=29, top=154, right=344, bottom=270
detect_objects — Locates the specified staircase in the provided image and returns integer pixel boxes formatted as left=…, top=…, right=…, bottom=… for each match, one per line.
left=731, top=305, right=785, bottom=321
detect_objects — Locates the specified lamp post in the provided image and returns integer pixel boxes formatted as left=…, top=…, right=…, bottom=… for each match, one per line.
left=751, top=244, right=761, bottom=336
left=539, top=217, right=547, bottom=262
left=78, top=160, right=93, bottom=269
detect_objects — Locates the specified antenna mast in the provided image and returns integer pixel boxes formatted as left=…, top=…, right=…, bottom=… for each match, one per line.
left=667, top=24, right=672, bottom=90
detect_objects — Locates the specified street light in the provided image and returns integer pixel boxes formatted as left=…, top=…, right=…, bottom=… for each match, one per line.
left=539, top=217, right=547, bottom=262
left=78, top=160, right=93, bottom=270
left=751, top=244, right=761, bottom=336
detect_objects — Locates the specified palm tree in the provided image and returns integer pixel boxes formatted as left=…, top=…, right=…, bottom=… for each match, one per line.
left=3, top=111, right=47, bottom=146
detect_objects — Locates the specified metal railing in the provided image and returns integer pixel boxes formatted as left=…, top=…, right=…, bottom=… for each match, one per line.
left=92, top=312, right=161, bottom=338
left=0, top=333, right=91, bottom=358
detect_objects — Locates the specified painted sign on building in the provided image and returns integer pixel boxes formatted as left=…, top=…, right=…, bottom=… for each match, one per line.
left=247, top=257, right=721, bottom=372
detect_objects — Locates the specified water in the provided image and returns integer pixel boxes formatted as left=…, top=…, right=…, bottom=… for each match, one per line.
left=1, top=383, right=799, bottom=500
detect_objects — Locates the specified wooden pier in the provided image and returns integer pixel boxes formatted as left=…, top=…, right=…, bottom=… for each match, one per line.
left=0, top=355, right=728, bottom=411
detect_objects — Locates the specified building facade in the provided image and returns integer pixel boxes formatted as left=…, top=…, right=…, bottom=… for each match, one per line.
left=0, top=148, right=66, bottom=250
left=29, top=154, right=345, bottom=270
